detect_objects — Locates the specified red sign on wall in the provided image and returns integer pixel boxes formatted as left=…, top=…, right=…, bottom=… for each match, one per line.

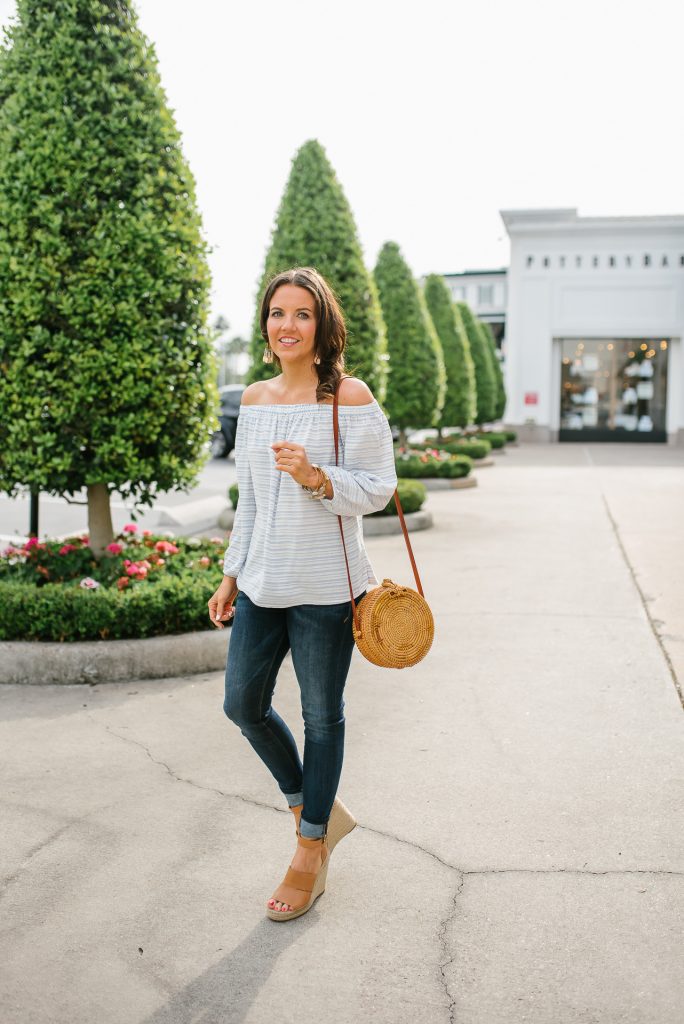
left=524, top=392, right=538, bottom=405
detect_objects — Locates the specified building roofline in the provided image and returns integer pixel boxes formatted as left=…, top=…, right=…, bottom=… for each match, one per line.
left=440, top=268, right=508, bottom=278
left=500, top=207, right=684, bottom=234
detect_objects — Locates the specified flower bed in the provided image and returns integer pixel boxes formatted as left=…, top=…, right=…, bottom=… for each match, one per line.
left=433, top=430, right=510, bottom=449
left=395, top=447, right=473, bottom=479
left=409, top=437, right=491, bottom=460
left=0, top=524, right=226, bottom=642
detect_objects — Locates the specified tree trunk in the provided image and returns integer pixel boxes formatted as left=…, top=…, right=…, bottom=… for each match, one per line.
left=399, top=428, right=408, bottom=448
left=87, top=482, right=115, bottom=558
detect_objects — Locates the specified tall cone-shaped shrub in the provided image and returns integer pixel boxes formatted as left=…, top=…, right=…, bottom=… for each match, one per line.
left=479, top=321, right=507, bottom=421
left=373, top=243, right=446, bottom=442
left=0, top=0, right=214, bottom=557
left=247, top=139, right=386, bottom=399
left=456, top=302, right=497, bottom=426
left=423, top=275, right=476, bottom=433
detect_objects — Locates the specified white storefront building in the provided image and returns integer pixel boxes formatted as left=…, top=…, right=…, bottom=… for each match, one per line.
left=445, top=208, right=684, bottom=444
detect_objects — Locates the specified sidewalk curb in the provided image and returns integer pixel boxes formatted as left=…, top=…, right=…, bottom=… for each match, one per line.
left=415, top=475, right=478, bottom=490
left=363, top=510, right=434, bottom=536
left=0, top=628, right=230, bottom=686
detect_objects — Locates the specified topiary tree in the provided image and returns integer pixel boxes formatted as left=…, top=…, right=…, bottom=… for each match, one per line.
left=373, top=242, right=446, bottom=444
left=246, top=139, right=386, bottom=399
left=456, top=302, right=497, bottom=426
left=423, top=275, right=476, bottom=435
left=478, top=321, right=507, bottom=422
left=0, top=0, right=215, bottom=558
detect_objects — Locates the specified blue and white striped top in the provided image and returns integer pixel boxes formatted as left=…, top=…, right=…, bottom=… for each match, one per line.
left=222, top=399, right=398, bottom=607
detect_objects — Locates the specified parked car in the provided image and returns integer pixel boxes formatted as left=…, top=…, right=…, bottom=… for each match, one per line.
left=210, top=384, right=245, bottom=458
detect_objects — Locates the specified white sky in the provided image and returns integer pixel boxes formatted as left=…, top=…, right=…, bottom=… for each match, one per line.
left=1, top=0, right=683, bottom=337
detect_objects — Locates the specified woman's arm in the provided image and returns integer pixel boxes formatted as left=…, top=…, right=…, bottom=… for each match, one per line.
left=318, top=392, right=398, bottom=517
left=222, top=412, right=256, bottom=577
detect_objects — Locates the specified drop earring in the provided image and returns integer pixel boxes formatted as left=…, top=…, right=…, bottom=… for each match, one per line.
left=313, top=354, right=321, bottom=365
left=263, top=345, right=274, bottom=364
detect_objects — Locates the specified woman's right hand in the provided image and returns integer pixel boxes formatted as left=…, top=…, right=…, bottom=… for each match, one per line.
left=208, top=576, right=238, bottom=629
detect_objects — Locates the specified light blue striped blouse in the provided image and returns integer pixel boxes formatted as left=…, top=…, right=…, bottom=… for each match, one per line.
left=222, top=399, right=398, bottom=607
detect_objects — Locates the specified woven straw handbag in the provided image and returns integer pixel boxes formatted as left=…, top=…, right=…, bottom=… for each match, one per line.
left=333, top=381, right=434, bottom=669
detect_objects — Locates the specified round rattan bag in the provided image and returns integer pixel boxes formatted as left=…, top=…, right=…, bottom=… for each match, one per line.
left=352, top=578, right=434, bottom=669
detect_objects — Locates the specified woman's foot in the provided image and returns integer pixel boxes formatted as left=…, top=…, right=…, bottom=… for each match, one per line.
left=268, top=834, right=326, bottom=913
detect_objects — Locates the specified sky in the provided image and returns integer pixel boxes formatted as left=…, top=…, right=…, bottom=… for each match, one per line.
left=1, top=0, right=683, bottom=338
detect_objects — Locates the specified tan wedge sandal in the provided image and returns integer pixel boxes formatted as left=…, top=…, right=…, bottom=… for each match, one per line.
left=266, top=829, right=330, bottom=922
left=288, top=797, right=357, bottom=853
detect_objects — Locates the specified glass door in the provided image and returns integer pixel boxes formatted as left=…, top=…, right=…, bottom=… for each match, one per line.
left=559, top=338, right=669, bottom=442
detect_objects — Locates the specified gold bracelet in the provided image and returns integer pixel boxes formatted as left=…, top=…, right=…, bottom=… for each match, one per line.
left=302, top=465, right=328, bottom=499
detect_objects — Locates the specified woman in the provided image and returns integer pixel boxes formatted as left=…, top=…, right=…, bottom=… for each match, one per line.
left=207, top=267, right=397, bottom=921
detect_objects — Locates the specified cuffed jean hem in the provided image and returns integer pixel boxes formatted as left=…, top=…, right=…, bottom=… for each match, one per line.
left=299, top=816, right=327, bottom=839
left=284, top=791, right=304, bottom=807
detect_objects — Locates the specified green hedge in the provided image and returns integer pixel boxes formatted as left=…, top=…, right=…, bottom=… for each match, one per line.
left=410, top=438, right=491, bottom=459
left=396, top=453, right=472, bottom=479
left=370, top=479, right=426, bottom=516
left=472, top=431, right=508, bottom=449
left=0, top=529, right=227, bottom=641
left=0, top=573, right=213, bottom=642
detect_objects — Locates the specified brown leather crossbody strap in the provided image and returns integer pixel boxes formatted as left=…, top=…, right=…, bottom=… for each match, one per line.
left=332, top=378, right=425, bottom=632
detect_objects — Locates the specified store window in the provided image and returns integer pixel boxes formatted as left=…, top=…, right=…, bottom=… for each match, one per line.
left=559, top=338, right=669, bottom=442
left=478, top=284, right=494, bottom=304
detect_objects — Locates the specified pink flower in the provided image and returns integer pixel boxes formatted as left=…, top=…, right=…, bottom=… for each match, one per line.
left=143, top=530, right=153, bottom=537
left=155, top=540, right=179, bottom=555
left=116, top=576, right=130, bottom=591
left=123, top=523, right=138, bottom=533
left=79, top=577, right=100, bottom=589
left=199, top=556, right=210, bottom=567
left=210, top=536, right=223, bottom=544
left=59, top=544, right=77, bottom=555
left=24, top=537, right=40, bottom=550
left=125, top=563, right=140, bottom=576
left=157, top=558, right=165, bottom=566
left=106, top=542, right=124, bottom=555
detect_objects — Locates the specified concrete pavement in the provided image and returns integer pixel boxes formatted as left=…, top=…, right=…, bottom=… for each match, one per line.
left=1, top=442, right=683, bottom=1024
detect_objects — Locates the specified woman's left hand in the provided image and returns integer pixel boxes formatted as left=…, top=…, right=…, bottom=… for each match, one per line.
left=271, top=439, right=319, bottom=488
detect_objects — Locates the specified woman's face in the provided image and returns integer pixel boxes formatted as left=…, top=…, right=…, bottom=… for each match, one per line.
left=266, top=284, right=318, bottom=366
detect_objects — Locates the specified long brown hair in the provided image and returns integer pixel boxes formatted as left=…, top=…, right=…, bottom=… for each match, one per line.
left=259, top=267, right=349, bottom=402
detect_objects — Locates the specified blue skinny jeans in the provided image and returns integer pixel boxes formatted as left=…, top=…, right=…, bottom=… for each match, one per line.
left=223, top=589, right=365, bottom=838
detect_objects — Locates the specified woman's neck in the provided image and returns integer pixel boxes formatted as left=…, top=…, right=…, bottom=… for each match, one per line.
left=273, top=365, right=320, bottom=400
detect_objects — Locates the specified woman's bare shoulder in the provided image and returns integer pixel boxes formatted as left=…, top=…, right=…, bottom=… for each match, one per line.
left=241, top=381, right=271, bottom=405
left=338, top=377, right=375, bottom=406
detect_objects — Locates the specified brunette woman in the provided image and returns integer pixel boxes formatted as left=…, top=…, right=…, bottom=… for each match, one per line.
left=208, top=267, right=397, bottom=920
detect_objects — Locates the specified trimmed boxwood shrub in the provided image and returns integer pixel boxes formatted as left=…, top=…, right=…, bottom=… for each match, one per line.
left=473, top=431, right=508, bottom=449
left=410, top=438, right=491, bottom=459
left=396, top=452, right=472, bottom=479
left=370, top=479, right=426, bottom=517
left=0, top=574, right=213, bottom=642
left=0, top=528, right=228, bottom=642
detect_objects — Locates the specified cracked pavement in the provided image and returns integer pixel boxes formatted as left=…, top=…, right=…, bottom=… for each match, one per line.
left=1, top=442, right=683, bottom=1024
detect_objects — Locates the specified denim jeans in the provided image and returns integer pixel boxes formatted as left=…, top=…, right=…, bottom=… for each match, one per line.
left=223, top=589, right=365, bottom=839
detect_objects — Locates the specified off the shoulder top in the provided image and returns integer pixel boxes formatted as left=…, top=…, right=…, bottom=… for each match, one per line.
left=222, top=398, right=398, bottom=607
